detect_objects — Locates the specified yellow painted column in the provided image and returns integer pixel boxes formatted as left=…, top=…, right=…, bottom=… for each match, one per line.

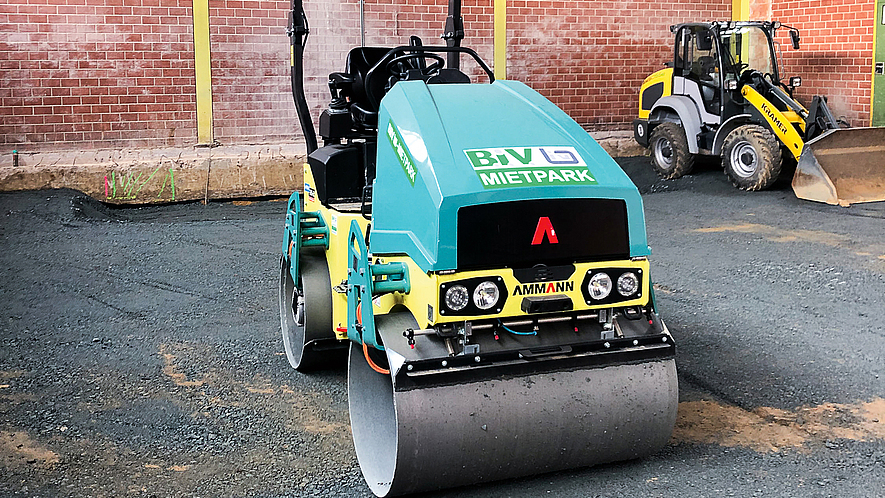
left=494, top=0, right=506, bottom=80
left=193, top=0, right=214, bottom=145
left=872, top=0, right=885, bottom=126
left=732, top=0, right=749, bottom=21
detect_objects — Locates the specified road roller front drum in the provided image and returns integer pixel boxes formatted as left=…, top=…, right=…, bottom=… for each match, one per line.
left=347, top=312, right=679, bottom=497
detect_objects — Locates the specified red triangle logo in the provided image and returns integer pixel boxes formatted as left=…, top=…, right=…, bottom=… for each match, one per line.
left=531, top=217, right=559, bottom=245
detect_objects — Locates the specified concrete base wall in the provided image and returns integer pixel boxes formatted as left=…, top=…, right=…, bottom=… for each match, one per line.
left=0, top=133, right=645, bottom=204
left=0, top=144, right=304, bottom=204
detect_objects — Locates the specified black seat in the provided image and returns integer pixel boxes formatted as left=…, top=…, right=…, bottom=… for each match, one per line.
left=329, top=46, right=471, bottom=130
left=345, top=48, right=390, bottom=110
left=341, top=47, right=391, bottom=129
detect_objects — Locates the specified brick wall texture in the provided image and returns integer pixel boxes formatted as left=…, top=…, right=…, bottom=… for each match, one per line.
left=2, top=0, right=201, bottom=148
left=774, top=0, right=876, bottom=126
left=0, top=0, right=877, bottom=151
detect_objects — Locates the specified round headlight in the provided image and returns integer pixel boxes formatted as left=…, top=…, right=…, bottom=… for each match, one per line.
left=473, top=281, right=500, bottom=310
left=617, top=272, right=639, bottom=297
left=587, top=272, right=612, bottom=300
left=444, top=285, right=469, bottom=311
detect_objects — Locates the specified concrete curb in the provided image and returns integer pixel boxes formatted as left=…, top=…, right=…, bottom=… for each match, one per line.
left=589, top=130, right=648, bottom=158
left=0, top=133, right=646, bottom=204
left=0, top=144, right=304, bottom=204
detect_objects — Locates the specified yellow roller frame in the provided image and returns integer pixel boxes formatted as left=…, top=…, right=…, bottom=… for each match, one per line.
left=302, top=165, right=370, bottom=340
left=381, top=256, right=651, bottom=329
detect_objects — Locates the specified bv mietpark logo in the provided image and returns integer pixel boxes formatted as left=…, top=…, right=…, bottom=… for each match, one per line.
left=464, top=146, right=597, bottom=189
left=388, top=121, right=417, bottom=186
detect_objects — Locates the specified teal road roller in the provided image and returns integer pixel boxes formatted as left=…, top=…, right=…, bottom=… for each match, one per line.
left=280, top=0, right=678, bottom=495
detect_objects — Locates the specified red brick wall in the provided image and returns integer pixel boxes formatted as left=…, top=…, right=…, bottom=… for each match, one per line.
left=0, top=0, right=303, bottom=150
left=301, top=0, right=361, bottom=128
left=6, top=0, right=873, bottom=151
left=1, top=0, right=200, bottom=149
left=210, top=0, right=298, bottom=143
left=358, top=0, right=494, bottom=77
left=774, top=0, right=875, bottom=126
left=505, top=0, right=731, bottom=129
left=311, top=0, right=731, bottom=130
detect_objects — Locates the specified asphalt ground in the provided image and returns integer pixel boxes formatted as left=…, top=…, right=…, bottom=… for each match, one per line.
left=2, top=156, right=885, bottom=497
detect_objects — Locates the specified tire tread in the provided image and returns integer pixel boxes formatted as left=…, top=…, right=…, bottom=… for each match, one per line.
left=721, top=124, right=782, bottom=191
left=649, top=122, right=695, bottom=180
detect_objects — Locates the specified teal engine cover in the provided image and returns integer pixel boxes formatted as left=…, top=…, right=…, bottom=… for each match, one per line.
left=371, top=79, right=649, bottom=272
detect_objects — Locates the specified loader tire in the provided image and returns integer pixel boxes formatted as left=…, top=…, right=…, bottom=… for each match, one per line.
left=722, top=124, right=782, bottom=191
left=649, top=123, right=695, bottom=179
left=279, top=249, right=338, bottom=372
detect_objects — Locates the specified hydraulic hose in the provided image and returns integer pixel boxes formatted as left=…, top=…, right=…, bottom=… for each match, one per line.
left=363, top=342, right=390, bottom=375
left=498, top=319, right=537, bottom=336
left=289, top=0, right=317, bottom=154
left=357, top=301, right=390, bottom=374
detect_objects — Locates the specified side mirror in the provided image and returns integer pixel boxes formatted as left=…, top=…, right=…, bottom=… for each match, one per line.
left=789, top=29, right=800, bottom=50
left=790, top=76, right=802, bottom=88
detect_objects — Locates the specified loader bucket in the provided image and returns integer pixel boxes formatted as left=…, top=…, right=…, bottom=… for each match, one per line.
left=792, top=127, right=885, bottom=206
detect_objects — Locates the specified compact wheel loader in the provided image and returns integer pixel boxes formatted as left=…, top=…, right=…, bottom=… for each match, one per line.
left=280, top=0, right=678, bottom=495
left=634, top=21, right=885, bottom=206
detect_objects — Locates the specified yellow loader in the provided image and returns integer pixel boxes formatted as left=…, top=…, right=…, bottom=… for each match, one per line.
left=633, top=21, right=885, bottom=206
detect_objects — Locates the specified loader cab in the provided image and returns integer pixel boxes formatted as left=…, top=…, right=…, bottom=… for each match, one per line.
left=718, top=23, right=779, bottom=83
left=674, top=25, right=723, bottom=119
left=673, top=24, right=724, bottom=125
left=670, top=23, right=787, bottom=127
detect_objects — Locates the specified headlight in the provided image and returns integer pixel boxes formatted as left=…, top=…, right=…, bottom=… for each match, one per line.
left=617, top=272, right=639, bottom=297
left=472, top=281, right=499, bottom=310
left=587, top=272, right=612, bottom=300
left=444, top=285, right=469, bottom=311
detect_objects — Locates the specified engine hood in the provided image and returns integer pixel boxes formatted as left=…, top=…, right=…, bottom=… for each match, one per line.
left=371, top=79, right=649, bottom=272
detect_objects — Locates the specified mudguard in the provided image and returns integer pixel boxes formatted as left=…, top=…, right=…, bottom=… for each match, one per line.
left=649, top=95, right=704, bottom=153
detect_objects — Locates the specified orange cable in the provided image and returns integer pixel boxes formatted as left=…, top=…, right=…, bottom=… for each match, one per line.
left=363, top=341, right=389, bottom=375
left=356, top=300, right=389, bottom=374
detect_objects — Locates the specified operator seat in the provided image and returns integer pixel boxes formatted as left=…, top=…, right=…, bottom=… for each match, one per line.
left=691, top=55, right=720, bottom=114
left=344, top=47, right=392, bottom=130
left=332, top=46, right=473, bottom=131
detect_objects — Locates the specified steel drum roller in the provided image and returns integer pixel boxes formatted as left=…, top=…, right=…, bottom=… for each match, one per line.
left=348, top=313, right=679, bottom=497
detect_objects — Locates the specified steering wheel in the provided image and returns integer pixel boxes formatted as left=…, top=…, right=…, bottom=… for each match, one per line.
left=363, top=46, right=494, bottom=111
left=740, top=68, right=763, bottom=85
left=734, top=62, right=749, bottom=74
left=696, top=77, right=718, bottom=91
left=385, top=53, right=445, bottom=78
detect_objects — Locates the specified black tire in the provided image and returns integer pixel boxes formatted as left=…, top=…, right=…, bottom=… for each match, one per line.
left=279, top=249, right=336, bottom=372
left=721, top=124, right=782, bottom=191
left=648, top=122, right=695, bottom=179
